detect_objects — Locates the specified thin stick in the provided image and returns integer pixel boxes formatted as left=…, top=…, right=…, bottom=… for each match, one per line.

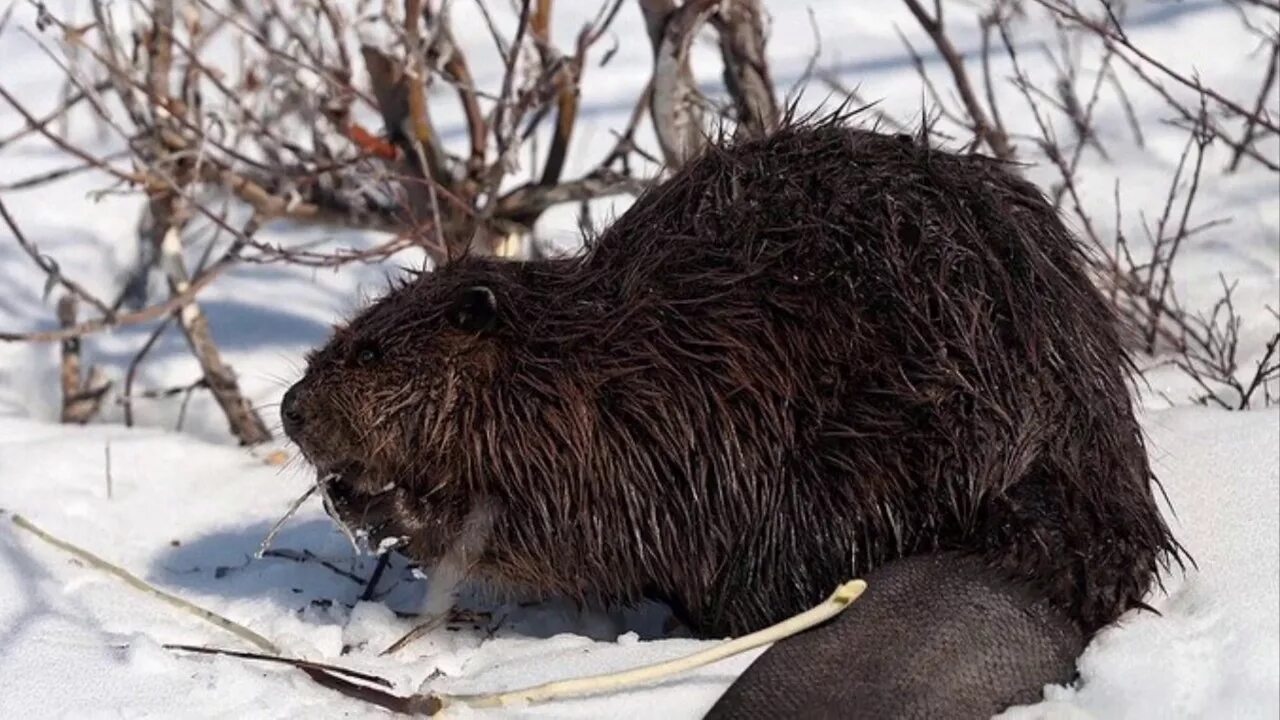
left=255, top=482, right=320, bottom=558
left=0, top=237, right=244, bottom=343
left=261, top=548, right=368, bottom=586
left=1034, top=0, right=1280, bottom=135
left=360, top=553, right=392, bottom=602
left=437, top=579, right=868, bottom=713
left=17, top=504, right=866, bottom=715
left=10, top=513, right=278, bottom=653
left=0, top=196, right=115, bottom=318
left=122, top=318, right=175, bottom=427
left=381, top=611, right=451, bottom=656
left=163, top=643, right=394, bottom=688
left=1227, top=39, right=1279, bottom=172
left=902, top=0, right=1012, bottom=159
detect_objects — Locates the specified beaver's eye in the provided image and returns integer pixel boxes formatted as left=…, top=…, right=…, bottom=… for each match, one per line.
left=351, top=340, right=382, bottom=367
left=447, top=285, right=498, bottom=334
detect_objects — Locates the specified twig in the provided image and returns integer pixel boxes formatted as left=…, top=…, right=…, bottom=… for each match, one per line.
left=1035, top=0, right=1280, bottom=134
left=1143, top=111, right=1212, bottom=351
left=1227, top=38, right=1279, bottom=172
left=163, top=643, right=394, bottom=688
left=1104, top=42, right=1278, bottom=171
left=533, top=4, right=587, bottom=187
left=1106, top=64, right=1145, bottom=147
left=902, top=0, right=1013, bottom=158
left=260, top=548, right=368, bottom=586
left=1238, top=331, right=1280, bottom=409
left=0, top=80, right=113, bottom=150
left=381, top=611, right=451, bottom=656
left=0, top=238, right=244, bottom=342
left=0, top=196, right=115, bottom=318
left=56, top=295, right=110, bottom=424
left=492, top=0, right=534, bottom=160
left=122, top=318, right=175, bottom=427
left=0, top=150, right=132, bottom=191
left=167, top=576, right=867, bottom=716
left=360, top=554, right=392, bottom=602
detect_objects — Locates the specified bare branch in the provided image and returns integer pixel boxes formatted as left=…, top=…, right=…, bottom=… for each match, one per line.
left=644, top=0, right=718, bottom=168
left=712, top=0, right=779, bottom=139
left=902, top=0, right=1014, bottom=159
left=1035, top=0, right=1280, bottom=135
left=1228, top=38, right=1279, bottom=172
left=0, top=196, right=116, bottom=317
left=57, top=296, right=111, bottom=424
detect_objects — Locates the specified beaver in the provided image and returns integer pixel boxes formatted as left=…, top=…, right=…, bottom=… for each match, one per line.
left=281, top=117, right=1183, bottom=718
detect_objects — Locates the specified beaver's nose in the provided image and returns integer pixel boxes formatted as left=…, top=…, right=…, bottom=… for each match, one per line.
left=281, top=384, right=305, bottom=437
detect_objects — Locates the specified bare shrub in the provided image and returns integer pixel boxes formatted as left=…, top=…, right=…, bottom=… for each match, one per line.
left=884, top=0, right=1279, bottom=407
left=0, top=0, right=776, bottom=441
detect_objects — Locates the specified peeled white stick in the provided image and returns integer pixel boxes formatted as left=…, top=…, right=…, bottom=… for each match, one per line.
left=434, top=578, right=868, bottom=714
left=255, top=483, right=319, bottom=558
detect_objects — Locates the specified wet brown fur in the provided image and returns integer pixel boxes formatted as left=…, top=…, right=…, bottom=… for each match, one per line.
left=284, top=115, right=1183, bottom=640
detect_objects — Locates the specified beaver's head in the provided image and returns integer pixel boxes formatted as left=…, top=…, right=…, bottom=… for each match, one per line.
left=281, top=258, right=523, bottom=560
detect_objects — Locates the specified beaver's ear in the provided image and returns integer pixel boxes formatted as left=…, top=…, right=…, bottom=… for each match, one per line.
left=447, top=286, right=498, bottom=334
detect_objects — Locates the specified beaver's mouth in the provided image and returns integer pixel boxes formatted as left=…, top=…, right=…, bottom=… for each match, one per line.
left=314, top=461, right=401, bottom=549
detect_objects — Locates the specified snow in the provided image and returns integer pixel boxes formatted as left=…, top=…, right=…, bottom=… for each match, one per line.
left=999, top=406, right=1280, bottom=720
left=1, top=1, right=1277, bottom=718
left=1, top=407, right=1274, bottom=719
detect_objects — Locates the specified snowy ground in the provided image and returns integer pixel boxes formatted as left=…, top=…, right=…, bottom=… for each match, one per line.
left=1, top=1, right=1277, bottom=718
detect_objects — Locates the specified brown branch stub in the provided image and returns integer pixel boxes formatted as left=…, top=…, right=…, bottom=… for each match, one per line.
left=362, top=44, right=459, bottom=260
left=400, top=0, right=450, bottom=186
left=643, top=0, right=718, bottom=169
left=56, top=295, right=110, bottom=425
left=534, top=2, right=587, bottom=188
left=432, top=7, right=487, bottom=182
left=711, top=0, right=778, bottom=140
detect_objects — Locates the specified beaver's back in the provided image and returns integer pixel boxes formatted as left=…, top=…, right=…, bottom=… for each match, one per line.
left=570, top=123, right=1180, bottom=636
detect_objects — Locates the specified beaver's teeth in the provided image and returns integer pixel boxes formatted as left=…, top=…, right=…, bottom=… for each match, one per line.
left=376, top=536, right=407, bottom=554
